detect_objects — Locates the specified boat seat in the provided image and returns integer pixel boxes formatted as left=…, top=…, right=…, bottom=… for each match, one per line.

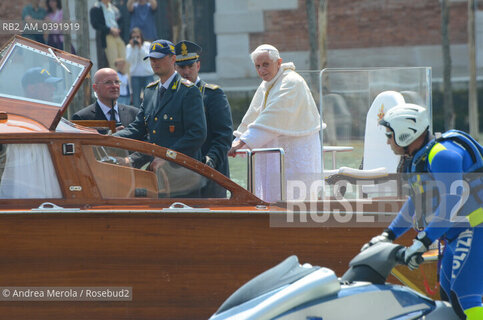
left=323, top=91, right=407, bottom=198
left=358, top=91, right=404, bottom=197
left=214, top=255, right=318, bottom=315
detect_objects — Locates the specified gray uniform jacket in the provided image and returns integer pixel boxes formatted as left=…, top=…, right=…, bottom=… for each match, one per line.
left=115, top=73, right=207, bottom=161
left=198, top=80, right=233, bottom=198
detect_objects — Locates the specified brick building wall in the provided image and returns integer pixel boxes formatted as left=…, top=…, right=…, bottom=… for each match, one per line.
left=250, top=0, right=309, bottom=52
left=329, top=0, right=468, bottom=48
left=250, top=0, right=470, bottom=52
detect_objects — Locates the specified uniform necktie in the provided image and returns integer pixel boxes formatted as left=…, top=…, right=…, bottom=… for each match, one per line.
left=158, top=86, right=166, bottom=100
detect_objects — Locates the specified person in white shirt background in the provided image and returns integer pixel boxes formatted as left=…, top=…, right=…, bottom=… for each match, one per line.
left=114, top=58, right=130, bottom=105
left=125, top=27, right=154, bottom=108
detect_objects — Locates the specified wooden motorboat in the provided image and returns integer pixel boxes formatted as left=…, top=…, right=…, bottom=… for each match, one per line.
left=0, top=36, right=423, bottom=319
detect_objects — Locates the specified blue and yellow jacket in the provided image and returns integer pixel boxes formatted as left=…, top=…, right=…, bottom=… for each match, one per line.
left=115, top=73, right=207, bottom=161
left=389, top=130, right=483, bottom=242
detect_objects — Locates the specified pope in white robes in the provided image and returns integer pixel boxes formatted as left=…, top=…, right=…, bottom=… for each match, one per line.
left=229, top=44, right=323, bottom=202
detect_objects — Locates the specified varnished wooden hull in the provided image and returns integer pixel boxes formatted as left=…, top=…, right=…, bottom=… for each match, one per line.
left=0, top=210, right=415, bottom=319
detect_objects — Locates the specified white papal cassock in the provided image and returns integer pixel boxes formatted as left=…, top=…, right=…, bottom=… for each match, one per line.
left=234, top=62, right=322, bottom=202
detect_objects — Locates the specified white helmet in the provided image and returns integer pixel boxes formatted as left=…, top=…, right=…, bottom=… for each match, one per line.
left=379, top=103, right=429, bottom=147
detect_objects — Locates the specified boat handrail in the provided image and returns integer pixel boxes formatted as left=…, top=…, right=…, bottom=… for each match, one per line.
left=236, top=148, right=286, bottom=201
left=322, top=146, right=354, bottom=170
left=32, top=202, right=81, bottom=212
left=160, top=202, right=211, bottom=212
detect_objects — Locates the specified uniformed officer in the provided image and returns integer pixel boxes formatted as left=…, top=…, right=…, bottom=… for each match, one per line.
left=21, top=67, right=62, bottom=102
left=362, top=104, right=483, bottom=320
left=115, top=39, right=207, bottom=168
left=175, top=40, right=233, bottom=198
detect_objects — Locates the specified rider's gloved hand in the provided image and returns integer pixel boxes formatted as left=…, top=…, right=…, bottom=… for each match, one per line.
left=361, top=229, right=395, bottom=252
left=404, top=231, right=432, bottom=270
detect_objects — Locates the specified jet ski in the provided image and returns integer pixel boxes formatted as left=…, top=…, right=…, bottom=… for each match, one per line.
left=209, top=242, right=459, bottom=320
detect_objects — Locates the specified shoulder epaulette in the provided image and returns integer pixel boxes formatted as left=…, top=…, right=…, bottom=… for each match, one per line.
left=204, top=83, right=220, bottom=90
left=180, top=78, right=194, bottom=87
left=146, top=79, right=160, bottom=88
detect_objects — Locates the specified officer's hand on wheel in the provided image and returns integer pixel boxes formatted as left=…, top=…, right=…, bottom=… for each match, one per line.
left=361, top=231, right=392, bottom=252
left=203, top=156, right=215, bottom=169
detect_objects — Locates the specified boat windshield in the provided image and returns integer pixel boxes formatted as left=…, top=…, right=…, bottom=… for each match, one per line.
left=318, top=67, right=431, bottom=172
left=294, top=67, right=431, bottom=199
left=83, top=145, right=229, bottom=199
left=0, top=42, right=85, bottom=107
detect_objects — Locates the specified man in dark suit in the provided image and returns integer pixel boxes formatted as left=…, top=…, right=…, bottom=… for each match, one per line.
left=72, top=68, right=139, bottom=134
left=114, top=39, right=206, bottom=166
left=175, top=40, right=233, bottom=198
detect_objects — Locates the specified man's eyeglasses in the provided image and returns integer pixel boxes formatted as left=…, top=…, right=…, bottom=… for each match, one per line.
left=97, top=80, right=122, bottom=86
left=385, top=131, right=394, bottom=139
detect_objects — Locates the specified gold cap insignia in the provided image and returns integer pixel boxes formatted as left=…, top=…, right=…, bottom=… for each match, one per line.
left=377, top=104, right=385, bottom=123
left=181, top=42, right=188, bottom=56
